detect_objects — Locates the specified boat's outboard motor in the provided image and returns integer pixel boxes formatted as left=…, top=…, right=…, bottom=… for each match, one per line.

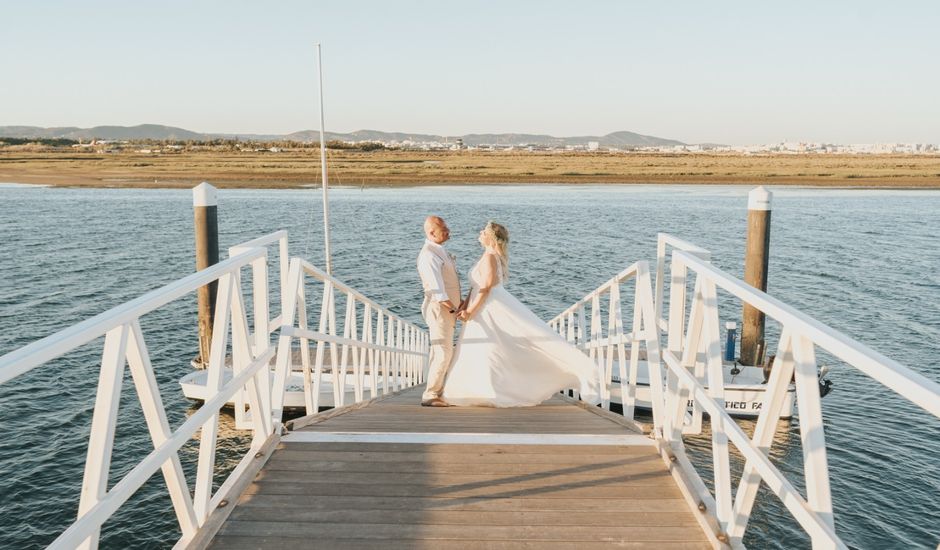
left=818, top=365, right=833, bottom=397
left=762, top=354, right=776, bottom=384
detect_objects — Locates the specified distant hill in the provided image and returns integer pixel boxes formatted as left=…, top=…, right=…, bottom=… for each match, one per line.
left=0, top=124, right=686, bottom=147
left=0, top=124, right=205, bottom=141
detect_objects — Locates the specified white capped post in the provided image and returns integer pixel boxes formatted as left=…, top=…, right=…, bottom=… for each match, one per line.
left=192, top=181, right=217, bottom=208
left=316, top=43, right=333, bottom=276
left=193, top=182, right=219, bottom=367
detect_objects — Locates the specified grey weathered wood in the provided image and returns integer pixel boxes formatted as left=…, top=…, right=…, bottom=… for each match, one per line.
left=263, top=457, right=666, bottom=474
left=227, top=507, right=699, bottom=526
left=277, top=441, right=652, bottom=454
left=210, top=537, right=712, bottom=550
left=253, top=469, right=676, bottom=486
left=202, top=384, right=712, bottom=548
left=215, top=521, right=707, bottom=541
left=184, top=432, right=280, bottom=550
left=241, top=480, right=682, bottom=499
left=233, top=494, right=689, bottom=513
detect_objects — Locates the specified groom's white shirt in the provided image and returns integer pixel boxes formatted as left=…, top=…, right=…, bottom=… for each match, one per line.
left=417, top=239, right=455, bottom=303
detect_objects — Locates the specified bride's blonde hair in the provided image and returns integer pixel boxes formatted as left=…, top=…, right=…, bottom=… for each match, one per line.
left=483, top=221, right=509, bottom=280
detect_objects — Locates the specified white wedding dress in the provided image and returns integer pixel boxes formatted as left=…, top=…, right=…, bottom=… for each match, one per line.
left=441, top=254, right=601, bottom=407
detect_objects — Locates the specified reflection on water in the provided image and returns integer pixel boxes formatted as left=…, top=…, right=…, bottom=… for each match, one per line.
left=0, top=185, right=938, bottom=548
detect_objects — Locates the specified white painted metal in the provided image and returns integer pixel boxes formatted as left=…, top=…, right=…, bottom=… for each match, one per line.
left=701, top=278, right=733, bottom=533
left=729, top=330, right=796, bottom=537
left=548, top=261, right=663, bottom=431
left=663, top=359, right=843, bottom=547
left=227, top=229, right=289, bottom=324
left=792, top=334, right=835, bottom=536
left=674, top=250, right=940, bottom=419
left=654, top=233, right=710, bottom=333
left=546, top=233, right=938, bottom=548
left=272, top=258, right=303, bottom=423
left=47, top=347, right=276, bottom=550
left=270, top=257, right=429, bottom=422
left=193, top=272, right=233, bottom=521
left=0, top=237, right=281, bottom=550
left=7, top=245, right=278, bottom=548
left=653, top=247, right=940, bottom=548
left=1, top=227, right=428, bottom=549
left=125, top=321, right=199, bottom=539
left=76, top=324, right=129, bottom=550
left=0, top=248, right=266, bottom=384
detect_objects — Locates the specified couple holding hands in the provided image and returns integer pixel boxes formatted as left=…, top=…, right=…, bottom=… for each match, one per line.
left=416, top=216, right=600, bottom=408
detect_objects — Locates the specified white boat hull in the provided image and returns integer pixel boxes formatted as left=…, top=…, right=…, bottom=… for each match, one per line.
left=180, top=361, right=795, bottom=419
left=179, top=368, right=388, bottom=410
left=603, top=362, right=795, bottom=419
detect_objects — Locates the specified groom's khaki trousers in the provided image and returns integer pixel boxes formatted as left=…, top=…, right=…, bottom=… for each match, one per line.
left=422, top=297, right=457, bottom=401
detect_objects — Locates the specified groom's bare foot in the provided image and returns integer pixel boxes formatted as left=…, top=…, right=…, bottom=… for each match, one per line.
left=421, top=398, right=450, bottom=407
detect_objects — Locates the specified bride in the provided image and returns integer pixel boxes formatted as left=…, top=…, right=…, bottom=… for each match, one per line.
left=441, top=222, right=601, bottom=407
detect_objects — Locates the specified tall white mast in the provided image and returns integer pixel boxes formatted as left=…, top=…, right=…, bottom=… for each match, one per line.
left=316, top=43, right=333, bottom=275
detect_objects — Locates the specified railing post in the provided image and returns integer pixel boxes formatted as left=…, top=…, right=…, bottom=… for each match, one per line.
left=590, top=294, right=607, bottom=407
left=378, top=313, right=389, bottom=394
left=702, top=277, right=733, bottom=532
left=77, top=324, right=130, bottom=550
left=741, top=186, right=772, bottom=365
left=194, top=272, right=233, bottom=521
left=249, top=255, right=272, bottom=425
left=729, top=329, right=796, bottom=540
left=663, top=253, right=689, bottom=440
left=193, top=182, right=219, bottom=368
left=654, top=234, right=667, bottom=330
left=608, top=283, right=629, bottom=417
left=636, top=262, right=666, bottom=433
left=793, top=334, right=835, bottom=539
left=272, top=258, right=301, bottom=425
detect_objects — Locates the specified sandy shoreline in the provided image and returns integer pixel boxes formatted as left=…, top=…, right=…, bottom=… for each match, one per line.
left=2, top=149, right=940, bottom=189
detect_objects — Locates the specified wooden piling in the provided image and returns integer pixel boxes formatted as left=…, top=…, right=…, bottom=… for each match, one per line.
left=194, top=182, right=219, bottom=368
left=740, top=186, right=772, bottom=366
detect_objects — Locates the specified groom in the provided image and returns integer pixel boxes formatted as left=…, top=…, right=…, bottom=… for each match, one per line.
left=417, top=215, right=462, bottom=407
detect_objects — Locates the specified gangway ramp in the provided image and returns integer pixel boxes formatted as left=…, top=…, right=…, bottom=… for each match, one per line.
left=203, top=386, right=715, bottom=549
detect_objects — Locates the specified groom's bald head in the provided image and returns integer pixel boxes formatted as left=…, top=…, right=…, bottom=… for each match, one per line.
left=424, top=216, right=450, bottom=245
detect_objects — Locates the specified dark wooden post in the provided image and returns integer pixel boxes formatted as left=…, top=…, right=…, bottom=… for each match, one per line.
left=193, top=182, right=219, bottom=368
left=740, top=186, right=772, bottom=366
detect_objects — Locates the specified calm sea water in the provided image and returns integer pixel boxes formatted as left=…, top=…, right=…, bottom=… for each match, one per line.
left=1, top=184, right=938, bottom=549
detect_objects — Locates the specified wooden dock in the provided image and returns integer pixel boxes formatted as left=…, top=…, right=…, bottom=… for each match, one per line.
left=203, top=386, right=715, bottom=549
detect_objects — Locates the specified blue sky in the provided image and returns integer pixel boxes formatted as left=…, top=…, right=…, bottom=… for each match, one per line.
left=2, top=1, right=938, bottom=144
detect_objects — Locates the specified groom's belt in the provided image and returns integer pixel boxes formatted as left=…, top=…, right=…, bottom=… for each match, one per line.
left=423, top=290, right=461, bottom=300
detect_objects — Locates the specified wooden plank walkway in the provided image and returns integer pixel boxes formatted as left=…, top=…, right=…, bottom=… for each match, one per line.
left=206, top=386, right=714, bottom=549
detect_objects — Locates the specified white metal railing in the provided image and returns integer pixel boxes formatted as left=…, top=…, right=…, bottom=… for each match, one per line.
left=228, top=229, right=290, bottom=329
left=654, top=233, right=713, bottom=437
left=549, top=235, right=940, bottom=548
left=548, top=261, right=663, bottom=419
left=0, top=229, right=430, bottom=549
left=656, top=248, right=940, bottom=548
left=0, top=246, right=276, bottom=550
left=226, top=230, right=288, bottom=429
left=654, top=232, right=711, bottom=333
left=272, top=257, right=429, bottom=421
